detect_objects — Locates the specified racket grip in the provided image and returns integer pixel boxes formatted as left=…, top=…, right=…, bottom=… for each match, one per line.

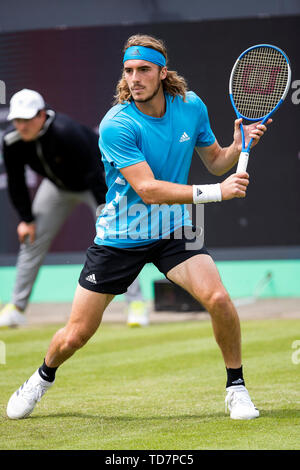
left=236, top=151, right=249, bottom=173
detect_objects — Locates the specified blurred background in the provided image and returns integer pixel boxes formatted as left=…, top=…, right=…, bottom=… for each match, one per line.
left=0, top=0, right=299, bottom=307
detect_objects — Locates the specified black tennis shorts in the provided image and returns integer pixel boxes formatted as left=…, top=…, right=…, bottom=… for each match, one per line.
left=79, top=227, right=210, bottom=295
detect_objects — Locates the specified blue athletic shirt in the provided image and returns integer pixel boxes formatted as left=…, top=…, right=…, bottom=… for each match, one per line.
left=96, top=91, right=215, bottom=247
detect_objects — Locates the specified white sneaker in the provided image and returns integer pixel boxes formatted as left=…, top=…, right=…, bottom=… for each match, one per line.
left=225, top=385, right=259, bottom=420
left=7, top=369, right=54, bottom=419
left=0, top=304, right=27, bottom=328
left=127, top=300, right=149, bottom=327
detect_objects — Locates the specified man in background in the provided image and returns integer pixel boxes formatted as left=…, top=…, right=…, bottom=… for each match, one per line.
left=0, top=89, right=147, bottom=328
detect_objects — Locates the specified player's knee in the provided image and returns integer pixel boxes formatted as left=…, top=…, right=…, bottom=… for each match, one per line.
left=201, top=289, right=231, bottom=313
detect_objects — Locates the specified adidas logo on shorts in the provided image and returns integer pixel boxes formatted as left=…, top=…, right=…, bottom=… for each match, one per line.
left=86, top=274, right=97, bottom=284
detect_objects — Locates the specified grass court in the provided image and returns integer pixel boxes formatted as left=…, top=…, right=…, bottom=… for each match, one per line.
left=0, top=317, right=299, bottom=450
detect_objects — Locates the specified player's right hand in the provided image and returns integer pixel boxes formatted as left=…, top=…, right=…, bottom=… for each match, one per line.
left=220, top=172, right=249, bottom=200
left=17, top=221, right=36, bottom=244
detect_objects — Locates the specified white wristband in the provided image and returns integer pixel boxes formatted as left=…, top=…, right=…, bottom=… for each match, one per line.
left=193, top=184, right=222, bottom=204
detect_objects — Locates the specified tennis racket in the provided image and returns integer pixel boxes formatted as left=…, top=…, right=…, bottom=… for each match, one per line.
left=229, top=44, right=291, bottom=173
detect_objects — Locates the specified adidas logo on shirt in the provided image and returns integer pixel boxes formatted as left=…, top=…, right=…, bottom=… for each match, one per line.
left=86, top=274, right=97, bottom=284
left=179, top=132, right=191, bottom=143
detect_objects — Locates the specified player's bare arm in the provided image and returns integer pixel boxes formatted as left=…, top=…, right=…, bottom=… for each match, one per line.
left=120, top=160, right=249, bottom=203
left=196, top=118, right=272, bottom=176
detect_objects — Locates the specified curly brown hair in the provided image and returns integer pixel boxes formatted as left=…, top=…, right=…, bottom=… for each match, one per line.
left=114, top=34, right=188, bottom=104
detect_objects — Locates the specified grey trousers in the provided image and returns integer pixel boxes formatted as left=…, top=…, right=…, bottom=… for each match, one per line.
left=12, top=178, right=143, bottom=311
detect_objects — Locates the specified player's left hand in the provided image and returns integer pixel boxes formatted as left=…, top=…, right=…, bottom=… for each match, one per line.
left=234, top=118, right=272, bottom=151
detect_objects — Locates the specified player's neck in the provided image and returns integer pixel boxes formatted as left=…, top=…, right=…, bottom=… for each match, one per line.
left=134, top=87, right=166, bottom=118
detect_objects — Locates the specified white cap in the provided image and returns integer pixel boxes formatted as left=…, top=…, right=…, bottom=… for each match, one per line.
left=7, top=89, right=45, bottom=120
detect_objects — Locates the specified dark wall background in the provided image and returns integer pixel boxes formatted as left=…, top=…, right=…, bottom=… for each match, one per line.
left=0, top=0, right=299, bottom=32
left=0, top=15, right=299, bottom=254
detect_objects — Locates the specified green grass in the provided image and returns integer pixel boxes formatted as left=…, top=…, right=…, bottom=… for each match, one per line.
left=0, top=318, right=299, bottom=450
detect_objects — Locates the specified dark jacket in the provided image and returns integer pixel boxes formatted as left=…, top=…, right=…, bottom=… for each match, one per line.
left=3, top=110, right=107, bottom=222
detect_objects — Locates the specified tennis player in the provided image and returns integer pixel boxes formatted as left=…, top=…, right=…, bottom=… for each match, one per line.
left=7, top=36, right=271, bottom=420
left=0, top=89, right=146, bottom=328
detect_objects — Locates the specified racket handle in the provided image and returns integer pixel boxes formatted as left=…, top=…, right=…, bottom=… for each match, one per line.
left=236, top=151, right=249, bottom=173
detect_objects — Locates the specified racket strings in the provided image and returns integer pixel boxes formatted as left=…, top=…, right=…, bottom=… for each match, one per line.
left=232, top=47, right=289, bottom=119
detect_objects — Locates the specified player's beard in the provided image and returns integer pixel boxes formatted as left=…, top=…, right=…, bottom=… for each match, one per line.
left=132, top=80, right=162, bottom=103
